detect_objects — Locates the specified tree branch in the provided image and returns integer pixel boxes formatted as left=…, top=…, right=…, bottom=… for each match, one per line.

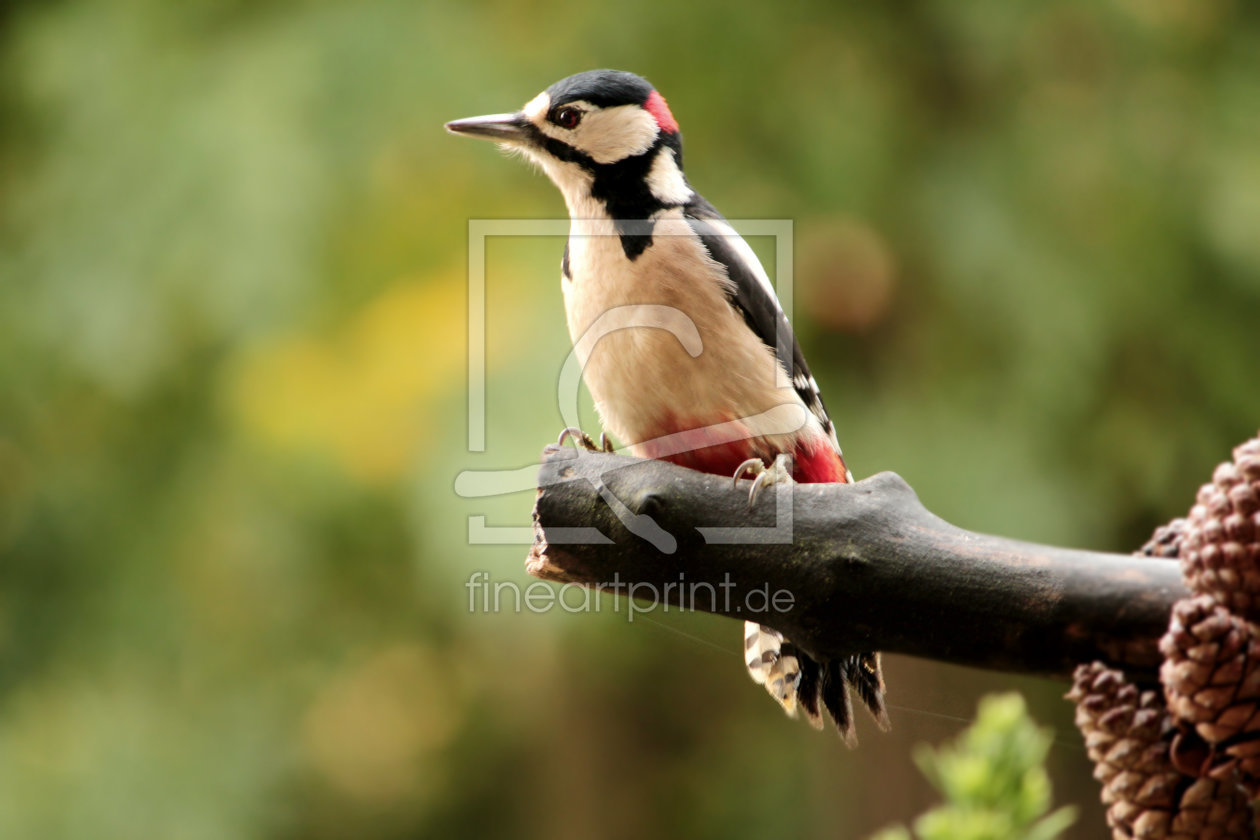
left=527, top=446, right=1187, bottom=680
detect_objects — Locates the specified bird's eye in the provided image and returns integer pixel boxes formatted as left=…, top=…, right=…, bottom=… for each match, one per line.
left=553, top=107, right=582, bottom=129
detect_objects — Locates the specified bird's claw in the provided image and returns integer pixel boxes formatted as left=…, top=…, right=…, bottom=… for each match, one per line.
left=732, top=458, right=765, bottom=488
left=556, top=427, right=614, bottom=453
left=732, top=454, right=793, bottom=508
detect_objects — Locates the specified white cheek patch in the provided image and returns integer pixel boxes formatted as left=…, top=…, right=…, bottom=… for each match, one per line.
left=532, top=101, right=660, bottom=165
left=574, top=104, right=660, bottom=164
left=645, top=147, right=692, bottom=205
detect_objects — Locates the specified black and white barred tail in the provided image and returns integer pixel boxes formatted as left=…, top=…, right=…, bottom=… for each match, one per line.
left=744, top=621, right=890, bottom=746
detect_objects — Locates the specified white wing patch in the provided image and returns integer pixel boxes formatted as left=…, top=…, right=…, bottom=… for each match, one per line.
left=701, top=217, right=779, bottom=317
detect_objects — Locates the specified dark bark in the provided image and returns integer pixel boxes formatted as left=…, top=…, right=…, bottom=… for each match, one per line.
left=527, top=446, right=1186, bottom=680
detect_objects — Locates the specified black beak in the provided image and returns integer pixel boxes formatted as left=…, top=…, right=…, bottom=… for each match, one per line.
left=444, top=112, right=529, bottom=143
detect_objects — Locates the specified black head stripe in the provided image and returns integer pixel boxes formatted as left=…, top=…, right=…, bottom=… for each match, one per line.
left=592, top=143, right=668, bottom=259
left=519, top=121, right=596, bottom=168
left=535, top=129, right=685, bottom=261
left=529, top=72, right=686, bottom=261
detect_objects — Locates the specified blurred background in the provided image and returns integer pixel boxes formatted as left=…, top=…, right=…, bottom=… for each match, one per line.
left=2, top=0, right=1258, bottom=837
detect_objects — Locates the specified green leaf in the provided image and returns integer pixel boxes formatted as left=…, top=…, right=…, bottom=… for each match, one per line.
left=870, top=693, right=1074, bottom=840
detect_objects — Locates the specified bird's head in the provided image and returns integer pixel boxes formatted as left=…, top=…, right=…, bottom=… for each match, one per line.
left=446, top=70, right=692, bottom=215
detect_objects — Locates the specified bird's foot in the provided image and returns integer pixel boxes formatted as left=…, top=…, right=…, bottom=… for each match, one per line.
left=732, top=453, right=793, bottom=508
left=555, top=427, right=614, bottom=453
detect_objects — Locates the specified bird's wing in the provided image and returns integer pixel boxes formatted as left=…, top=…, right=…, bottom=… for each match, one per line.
left=682, top=194, right=843, bottom=455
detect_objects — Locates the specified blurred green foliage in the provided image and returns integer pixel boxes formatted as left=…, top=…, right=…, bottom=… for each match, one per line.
left=1, top=0, right=1258, bottom=838
left=871, top=694, right=1076, bottom=840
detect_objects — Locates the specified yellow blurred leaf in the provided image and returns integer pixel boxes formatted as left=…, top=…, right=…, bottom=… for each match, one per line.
left=228, top=273, right=467, bottom=483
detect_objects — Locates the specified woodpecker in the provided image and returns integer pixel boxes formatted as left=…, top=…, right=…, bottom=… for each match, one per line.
left=447, top=69, right=888, bottom=743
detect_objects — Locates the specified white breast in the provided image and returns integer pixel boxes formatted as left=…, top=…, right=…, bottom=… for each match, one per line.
left=562, top=210, right=816, bottom=456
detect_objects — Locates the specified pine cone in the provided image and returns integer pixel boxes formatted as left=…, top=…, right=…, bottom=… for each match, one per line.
left=1161, top=597, right=1260, bottom=742
left=1160, top=596, right=1260, bottom=798
left=1142, top=518, right=1189, bottom=560
left=1181, top=437, right=1260, bottom=617
left=1069, top=662, right=1251, bottom=839
left=1171, top=777, right=1254, bottom=839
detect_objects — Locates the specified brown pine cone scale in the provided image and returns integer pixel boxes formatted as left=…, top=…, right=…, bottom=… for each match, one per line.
left=1180, top=439, right=1260, bottom=617
left=1160, top=596, right=1260, bottom=749
left=1069, top=663, right=1254, bottom=839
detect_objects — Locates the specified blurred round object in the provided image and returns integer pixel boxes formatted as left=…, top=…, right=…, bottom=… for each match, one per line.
left=798, top=217, right=896, bottom=334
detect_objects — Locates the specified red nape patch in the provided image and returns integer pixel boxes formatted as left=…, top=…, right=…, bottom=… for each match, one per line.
left=792, top=438, right=849, bottom=484
left=645, top=90, right=679, bottom=134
